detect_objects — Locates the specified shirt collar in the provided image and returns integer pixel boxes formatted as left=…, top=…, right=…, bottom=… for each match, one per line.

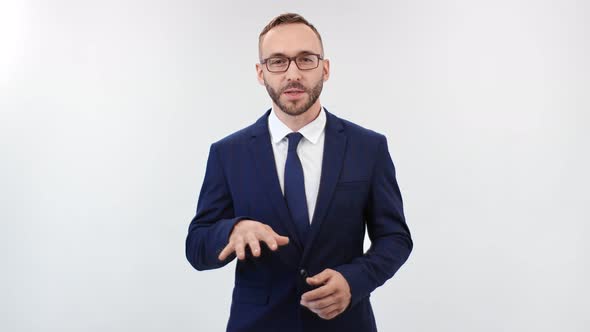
left=268, top=106, right=326, bottom=144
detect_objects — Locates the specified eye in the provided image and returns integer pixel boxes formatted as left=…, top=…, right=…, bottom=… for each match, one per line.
left=298, top=55, right=314, bottom=63
left=269, top=57, right=288, bottom=65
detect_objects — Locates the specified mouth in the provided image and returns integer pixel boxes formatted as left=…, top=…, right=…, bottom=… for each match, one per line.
left=283, top=89, right=306, bottom=100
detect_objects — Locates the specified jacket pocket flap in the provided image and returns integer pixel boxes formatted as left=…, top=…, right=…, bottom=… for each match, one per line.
left=234, top=286, right=270, bottom=305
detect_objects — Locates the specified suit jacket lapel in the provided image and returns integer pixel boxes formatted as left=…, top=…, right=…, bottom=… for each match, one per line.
left=302, top=110, right=347, bottom=262
left=248, top=109, right=305, bottom=254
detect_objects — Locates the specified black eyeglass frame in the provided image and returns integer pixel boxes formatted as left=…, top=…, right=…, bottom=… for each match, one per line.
left=260, top=53, right=324, bottom=73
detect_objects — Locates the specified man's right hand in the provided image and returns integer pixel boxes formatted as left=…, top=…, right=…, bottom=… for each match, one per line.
left=218, top=220, right=289, bottom=261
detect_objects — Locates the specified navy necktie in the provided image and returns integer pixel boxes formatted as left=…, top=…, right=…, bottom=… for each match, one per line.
left=284, top=132, right=310, bottom=243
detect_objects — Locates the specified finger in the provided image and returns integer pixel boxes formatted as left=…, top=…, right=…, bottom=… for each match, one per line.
left=301, top=283, right=334, bottom=302
left=218, top=242, right=235, bottom=261
left=259, top=231, right=278, bottom=251
left=234, top=238, right=246, bottom=260
left=318, top=304, right=341, bottom=319
left=300, top=294, right=336, bottom=310
left=246, top=233, right=261, bottom=257
left=267, top=227, right=288, bottom=245
left=306, top=269, right=333, bottom=286
left=305, top=302, right=339, bottom=317
left=319, top=307, right=342, bottom=320
left=274, top=234, right=289, bottom=246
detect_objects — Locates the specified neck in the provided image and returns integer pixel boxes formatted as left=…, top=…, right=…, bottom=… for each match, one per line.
left=273, top=100, right=322, bottom=132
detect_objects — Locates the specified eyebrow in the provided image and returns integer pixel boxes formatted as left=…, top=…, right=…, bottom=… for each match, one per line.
left=266, top=50, right=317, bottom=58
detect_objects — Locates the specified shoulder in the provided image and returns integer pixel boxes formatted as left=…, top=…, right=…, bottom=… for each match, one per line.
left=327, top=110, right=386, bottom=145
left=212, top=126, right=252, bottom=147
left=208, top=110, right=268, bottom=154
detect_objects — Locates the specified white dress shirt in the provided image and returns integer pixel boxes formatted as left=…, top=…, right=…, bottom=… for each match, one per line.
left=268, top=106, right=326, bottom=224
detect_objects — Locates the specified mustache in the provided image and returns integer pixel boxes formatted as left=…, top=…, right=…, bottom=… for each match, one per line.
left=281, top=83, right=307, bottom=93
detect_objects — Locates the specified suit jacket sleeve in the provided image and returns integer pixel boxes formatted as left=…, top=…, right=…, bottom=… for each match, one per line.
left=185, top=143, right=253, bottom=271
left=334, top=135, right=413, bottom=308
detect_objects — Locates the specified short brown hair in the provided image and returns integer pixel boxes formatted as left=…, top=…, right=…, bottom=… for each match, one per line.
left=258, top=13, right=324, bottom=60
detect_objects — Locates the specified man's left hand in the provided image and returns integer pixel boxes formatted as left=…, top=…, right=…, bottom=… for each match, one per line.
left=300, top=268, right=351, bottom=320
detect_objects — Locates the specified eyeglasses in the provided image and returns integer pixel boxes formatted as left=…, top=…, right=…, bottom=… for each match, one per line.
left=260, top=53, right=323, bottom=73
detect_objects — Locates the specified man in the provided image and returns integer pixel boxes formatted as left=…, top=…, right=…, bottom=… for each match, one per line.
left=185, top=13, right=413, bottom=332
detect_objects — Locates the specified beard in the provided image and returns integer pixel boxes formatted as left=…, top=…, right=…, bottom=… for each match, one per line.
left=264, top=75, right=323, bottom=116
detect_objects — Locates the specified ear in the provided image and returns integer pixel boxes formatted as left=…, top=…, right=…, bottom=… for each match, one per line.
left=255, top=63, right=265, bottom=86
left=322, top=58, right=330, bottom=82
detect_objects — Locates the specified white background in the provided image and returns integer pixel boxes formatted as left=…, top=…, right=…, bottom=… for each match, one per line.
left=1, top=0, right=589, bottom=331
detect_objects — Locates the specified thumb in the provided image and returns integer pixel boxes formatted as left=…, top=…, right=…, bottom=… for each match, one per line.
left=306, top=269, right=333, bottom=286
left=275, top=235, right=289, bottom=246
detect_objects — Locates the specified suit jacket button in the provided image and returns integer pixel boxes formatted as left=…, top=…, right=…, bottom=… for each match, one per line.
left=300, top=269, right=307, bottom=277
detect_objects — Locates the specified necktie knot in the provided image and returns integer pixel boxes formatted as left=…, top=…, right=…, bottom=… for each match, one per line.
left=286, top=132, right=304, bottom=152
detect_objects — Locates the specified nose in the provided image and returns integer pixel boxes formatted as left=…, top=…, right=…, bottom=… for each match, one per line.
left=284, top=59, right=302, bottom=81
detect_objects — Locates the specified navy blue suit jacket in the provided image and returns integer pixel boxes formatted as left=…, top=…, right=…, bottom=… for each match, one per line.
left=186, top=108, right=413, bottom=332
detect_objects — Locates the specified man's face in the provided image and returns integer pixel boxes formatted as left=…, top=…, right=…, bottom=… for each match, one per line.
left=256, top=23, right=330, bottom=116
